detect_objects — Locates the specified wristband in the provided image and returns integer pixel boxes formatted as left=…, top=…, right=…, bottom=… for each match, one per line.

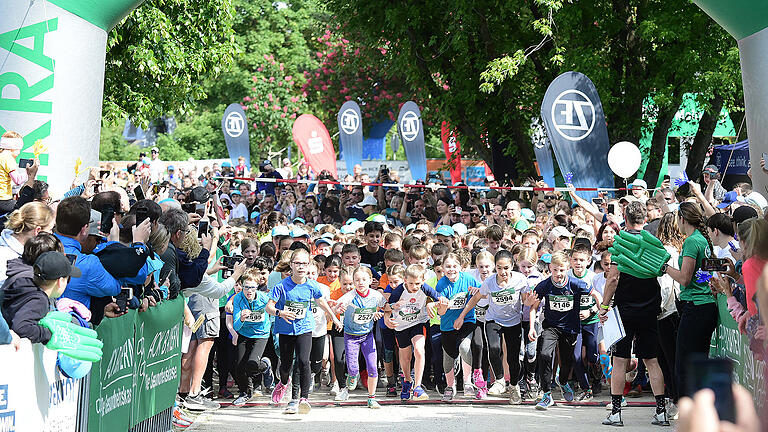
left=276, top=309, right=281, bottom=317
left=600, top=304, right=610, bottom=310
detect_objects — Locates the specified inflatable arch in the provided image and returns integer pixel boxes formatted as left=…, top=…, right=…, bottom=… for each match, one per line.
left=0, top=0, right=146, bottom=196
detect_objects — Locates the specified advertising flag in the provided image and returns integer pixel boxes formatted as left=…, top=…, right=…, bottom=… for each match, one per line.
left=397, top=101, right=427, bottom=181
left=292, top=114, right=337, bottom=177
left=221, top=103, right=251, bottom=168
left=441, top=121, right=463, bottom=184
left=337, top=100, right=363, bottom=171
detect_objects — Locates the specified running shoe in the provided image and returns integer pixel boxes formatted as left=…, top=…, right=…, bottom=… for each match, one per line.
left=184, top=394, right=220, bottom=411
left=368, top=397, right=381, bottom=409
left=412, top=385, right=429, bottom=401
left=627, top=384, right=643, bottom=398
left=217, top=389, right=234, bottom=399
left=321, top=368, right=331, bottom=387
left=283, top=400, right=298, bottom=414
left=605, top=397, right=628, bottom=410
left=298, top=398, right=311, bottom=414
left=508, top=384, right=522, bottom=405
left=463, top=383, right=475, bottom=398
left=386, top=385, right=397, bottom=397
left=334, top=387, right=349, bottom=401
left=561, top=383, right=575, bottom=402
left=667, top=400, right=678, bottom=420
left=651, top=411, right=670, bottom=426
left=251, top=387, right=263, bottom=397
left=308, top=373, right=316, bottom=395
left=172, top=416, right=192, bottom=429
left=232, top=393, right=251, bottom=407
left=262, top=358, right=274, bottom=390
left=329, top=381, right=340, bottom=396
left=487, top=380, right=507, bottom=396
left=172, top=406, right=194, bottom=428
left=602, top=411, right=623, bottom=426
left=271, top=382, right=288, bottom=404
left=476, top=386, right=488, bottom=400
left=347, top=374, right=359, bottom=391
left=576, top=389, right=594, bottom=402
left=401, top=381, right=413, bottom=401
left=535, top=392, right=554, bottom=410
left=441, top=386, right=455, bottom=402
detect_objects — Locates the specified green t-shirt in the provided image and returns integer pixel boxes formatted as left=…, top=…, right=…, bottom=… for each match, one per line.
left=426, top=276, right=441, bottom=326
left=678, top=230, right=715, bottom=305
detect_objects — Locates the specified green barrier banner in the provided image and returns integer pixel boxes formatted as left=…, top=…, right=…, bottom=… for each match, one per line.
left=87, top=298, right=183, bottom=432
left=710, top=294, right=766, bottom=408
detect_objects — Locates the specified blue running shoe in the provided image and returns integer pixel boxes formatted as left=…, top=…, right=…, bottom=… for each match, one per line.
left=262, top=357, right=274, bottom=390
left=401, top=381, right=413, bottom=401
left=536, top=392, right=555, bottom=410
left=561, top=383, right=575, bottom=402
left=412, top=385, right=429, bottom=400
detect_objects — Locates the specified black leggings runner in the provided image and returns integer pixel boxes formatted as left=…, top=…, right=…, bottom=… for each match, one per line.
left=329, top=329, right=346, bottom=384
left=235, top=336, right=269, bottom=394
left=292, top=335, right=326, bottom=398
left=471, top=321, right=489, bottom=373
left=484, top=321, right=523, bottom=382
left=278, top=332, right=313, bottom=399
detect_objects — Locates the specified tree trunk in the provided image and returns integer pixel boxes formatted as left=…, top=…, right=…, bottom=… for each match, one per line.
left=489, top=134, right=518, bottom=186
left=686, top=94, right=724, bottom=180
left=728, top=102, right=747, bottom=142
left=644, top=100, right=679, bottom=188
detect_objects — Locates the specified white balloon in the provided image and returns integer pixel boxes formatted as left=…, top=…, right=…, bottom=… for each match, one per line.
left=607, top=141, right=642, bottom=179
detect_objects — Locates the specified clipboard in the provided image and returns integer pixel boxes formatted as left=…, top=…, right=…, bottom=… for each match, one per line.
left=603, top=307, right=626, bottom=347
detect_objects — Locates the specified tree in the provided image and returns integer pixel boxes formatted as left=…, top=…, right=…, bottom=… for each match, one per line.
left=102, top=0, right=238, bottom=126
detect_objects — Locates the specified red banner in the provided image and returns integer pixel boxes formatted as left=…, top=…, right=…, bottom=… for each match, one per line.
left=441, top=121, right=463, bottom=185
left=292, top=114, right=337, bottom=177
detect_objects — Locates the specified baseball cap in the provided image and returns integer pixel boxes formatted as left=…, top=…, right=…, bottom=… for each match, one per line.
left=619, top=195, right=638, bottom=203
left=221, top=161, right=232, bottom=168
left=520, top=208, right=535, bottom=221
left=34, top=251, right=81, bottom=280
left=360, top=195, right=378, bottom=207
left=405, top=224, right=416, bottom=233
left=293, top=217, right=306, bottom=224
left=630, top=179, right=647, bottom=190
left=290, top=227, right=310, bottom=238
left=315, top=237, right=333, bottom=247
left=540, top=253, right=552, bottom=264
left=717, top=191, right=739, bottom=209
left=230, top=190, right=241, bottom=196
left=452, top=223, right=468, bottom=236
left=150, top=147, right=159, bottom=153
left=271, top=225, right=290, bottom=237
left=486, top=190, right=499, bottom=199
left=548, top=226, right=574, bottom=242
left=732, top=205, right=758, bottom=224
left=367, top=214, right=387, bottom=224
left=167, top=165, right=175, bottom=171
left=436, top=225, right=455, bottom=237
left=703, top=165, right=719, bottom=175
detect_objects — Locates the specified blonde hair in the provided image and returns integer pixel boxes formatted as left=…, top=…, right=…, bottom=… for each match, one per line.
left=353, top=266, right=372, bottom=279
left=405, top=264, right=426, bottom=280
left=148, top=224, right=170, bottom=254
left=549, top=251, right=569, bottom=267
left=1, top=131, right=21, bottom=139
left=387, top=264, right=406, bottom=279
left=516, top=247, right=538, bottom=265
left=5, top=202, right=53, bottom=235
left=240, top=268, right=262, bottom=284
left=178, top=226, right=202, bottom=259
left=339, top=265, right=355, bottom=280
left=738, top=218, right=768, bottom=260
left=474, top=250, right=494, bottom=266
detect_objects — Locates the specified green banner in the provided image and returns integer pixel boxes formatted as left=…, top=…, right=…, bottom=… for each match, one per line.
left=709, top=294, right=766, bottom=408
left=87, top=298, right=183, bottom=432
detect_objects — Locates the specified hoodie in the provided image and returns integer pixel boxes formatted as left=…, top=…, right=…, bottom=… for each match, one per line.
left=0, top=229, right=23, bottom=286
left=0, top=258, right=52, bottom=344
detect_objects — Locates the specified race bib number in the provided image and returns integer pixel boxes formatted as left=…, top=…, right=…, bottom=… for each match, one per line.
left=353, top=307, right=377, bottom=324
left=475, top=305, right=488, bottom=321
left=449, top=292, right=468, bottom=309
left=310, top=300, right=318, bottom=315
left=285, top=301, right=308, bottom=320
left=242, top=309, right=265, bottom=323
left=491, top=288, right=518, bottom=306
left=579, top=295, right=594, bottom=308
left=549, top=295, right=574, bottom=312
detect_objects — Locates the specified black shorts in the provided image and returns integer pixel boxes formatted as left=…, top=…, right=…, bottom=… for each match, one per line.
left=395, top=323, right=427, bottom=348
left=613, top=311, right=658, bottom=359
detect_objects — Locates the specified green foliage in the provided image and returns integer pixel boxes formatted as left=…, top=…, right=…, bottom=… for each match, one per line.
left=99, top=123, right=142, bottom=161
left=103, top=0, right=238, bottom=126
left=157, top=111, right=229, bottom=160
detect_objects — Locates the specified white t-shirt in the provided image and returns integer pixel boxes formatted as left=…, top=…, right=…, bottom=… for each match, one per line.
left=310, top=283, right=331, bottom=337
left=469, top=268, right=490, bottom=322
left=230, top=202, right=249, bottom=220
left=478, top=272, right=527, bottom=327
left=149, top=159, right=164, bottom=182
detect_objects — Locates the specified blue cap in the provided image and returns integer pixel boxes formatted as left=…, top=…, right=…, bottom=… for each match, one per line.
left=230, top=190, right=241, bottom=196
left=314, top=224, right=327, bottom=232
left=167, top=165, right=175, bottom=171
left=405, top=224, right=416, bottom=233
left=315, top=237, right=332, bottom=246
left=436, top=225, right=455, bottom=237
left=293, top=217, right=306, bottom=224
left=221, top=161, right=232, bottom=168
left=57, top=352, right=92, bottom=379
left=521, top=208, right=535, bottom=221
left=717, top=191, right=738, bottom=209
left=271, top=225, right=290, bottom=237
left=540, top=253, right=552, bottom=264
left=340, top=225, right=355, bottom=234
left=250, top=211, right=260, bottom=220
left=290, top=227, right=310, bottom=238
left=345, top=218, right=359, bottom=225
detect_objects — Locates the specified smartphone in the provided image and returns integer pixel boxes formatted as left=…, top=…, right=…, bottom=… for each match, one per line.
left=592, top=197, right=604, bottom=205
left=702, top=257, right=729, bottom=272
left=133, top=185, right=145, bottom=201
left=197, top=220, right=209, bottom=237
left=115, top=287, right=133, bottom=314
left=99, top=169, right=111, bottom=179
left=607, top=203, right=616, bottom=214
left=152, top=184, right=160, bottom=194
left=763, top=152, right=768, bottom=162
left=686, top=355, right=735, bottom=423
left=101, top=205, right=115, bottom=234
left=135, top=207, right=149, bottom=225
left=222, top=255, right=244, bottom=269
left=18, top=158, right=34, bottom=169
left=181, top=203, right=196, bottom=213
left=93, top=181, right=101, bottom=194
left=65, top=254, right=77, bottom=265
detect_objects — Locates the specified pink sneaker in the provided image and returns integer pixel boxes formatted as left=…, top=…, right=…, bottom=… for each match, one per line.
left=476, top=386, right=488, bottom=399
left=473, top=369, right=488, bottom=400
left=271, top=382, right=287, bottom=404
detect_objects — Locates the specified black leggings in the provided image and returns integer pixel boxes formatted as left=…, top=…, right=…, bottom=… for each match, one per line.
left=235, top=336, right=269, bottom=394
left=292, top=335, right=326, bottom=398
left=441, top=322, right=476, bottom=374
left=485, top=321, right=523, bottom=382
left=675, top=301, right=717, bottom=399
left=657, top=312, right=679, bottom=401
left=330, top=329, right=346, bottom=383
left=538, top=326, right=577, bottom=393
left=471, top=321, right=489, bottom=372
left=278, top=332, right=313, bottom=398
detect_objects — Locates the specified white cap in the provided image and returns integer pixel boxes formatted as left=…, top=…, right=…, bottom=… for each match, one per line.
left=0, top=136, right=23, bottom=150
left=360, top=195, right=378, bottom=207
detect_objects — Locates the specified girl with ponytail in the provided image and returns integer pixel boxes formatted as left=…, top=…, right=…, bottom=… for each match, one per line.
left=660, top=201, right=718, bottom=401
left=0, top=201, right=54, bottom=284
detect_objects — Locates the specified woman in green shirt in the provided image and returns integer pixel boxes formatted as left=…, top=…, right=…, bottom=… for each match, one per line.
left=661, top=202, right=717, bottom=400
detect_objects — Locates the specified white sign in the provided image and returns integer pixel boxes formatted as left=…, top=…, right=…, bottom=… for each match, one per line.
left=400, top=111, right=420, bottom=142
left=551, top=89, right=595, bottom=141
left=224, top=112, right=245, bottom=138
left=340, top=108, right=360, bottom=135
left=307, top=131, right=324, bottom=154
left=448, top=136, right=457, bottom=153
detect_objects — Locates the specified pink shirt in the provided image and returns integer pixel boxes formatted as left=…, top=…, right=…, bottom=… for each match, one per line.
left=741, top=256, right=767, bottom=316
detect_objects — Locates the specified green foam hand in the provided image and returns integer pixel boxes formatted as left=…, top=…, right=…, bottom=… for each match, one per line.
left=39, top=311, right=104, bottom=362
left=608, top=230, right=671, bottom=279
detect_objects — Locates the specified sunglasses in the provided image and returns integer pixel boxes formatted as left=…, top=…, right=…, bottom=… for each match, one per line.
left=545, top=195, right=556, bottom=200
left=471, top=213, right=481, bottom=217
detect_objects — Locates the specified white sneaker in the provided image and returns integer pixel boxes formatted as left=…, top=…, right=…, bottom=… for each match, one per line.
left=329, top=382, right=340, bottom=396
left=602, top=411, right=623, bottom=426
left=667, top=400, right=679, bottom=420
left=508, top=385, right=522, bottom=405
left=441, top=386, right=455, bottom=402
left=652, top=410, right=670, bottom=426
left=334, top=387, right=349, bottom=402
left=463, top=383, right=475, bottom=398
left=488, top=380, right=507, bottom=396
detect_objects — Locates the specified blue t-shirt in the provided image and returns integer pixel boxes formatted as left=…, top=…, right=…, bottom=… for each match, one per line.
left=435, top=272, right=481, bottom=332
left=534, top=276, right=591, bottom=334
left=233, top=291, right=272, bottom=339
left=269, top=276, right=323, bottom=335
left=338, top=289, right=386, bottom=336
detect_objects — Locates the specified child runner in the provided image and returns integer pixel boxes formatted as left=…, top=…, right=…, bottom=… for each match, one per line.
left=526, top=251, right=601, bottom=410
left=266, top=249, right=342, bottom=414
left=333, top=266, right=387, bottom=408
left=569, top=244, right=602, bottom=402
left=469, top=250, right=494, bottom=399
left=458, top=250, right=528, bottom=404
left=435, top=252, right=480, bottom=401
left=379, top=263, right=405, bottom=396
left=384, top=264, right=445, bottom=401
left=318, top=254, right=344, bottom=395
left=516, top=247, right=543, bottom=399
left=232, top=269, right=274, bottom=406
